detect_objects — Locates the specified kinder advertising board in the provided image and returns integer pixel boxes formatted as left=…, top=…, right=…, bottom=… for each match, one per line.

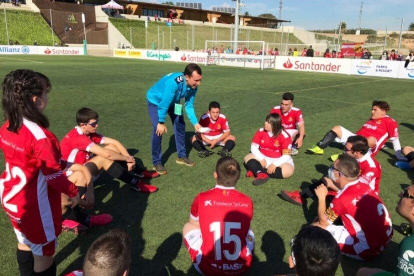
left=219, top=54, right=267, bottom=69
left=397, top=62, right=414, bottom=80
left=0, top=45, right=39, bottom=55
left=38, top=46, right=84, bottom=55
left=275, top=57, right=351, bottom=74
left=350, top=60, right=400, bottom=78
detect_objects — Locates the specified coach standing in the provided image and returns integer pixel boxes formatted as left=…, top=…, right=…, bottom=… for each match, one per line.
left=147, top=63, right=202, bottom=175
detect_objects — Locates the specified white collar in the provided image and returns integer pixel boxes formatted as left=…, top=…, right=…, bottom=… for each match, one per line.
left=357, top=151, right=371, bottom=163
left=75, top=126, right=83, bottom=135
left=215, top=184, right=235, bottom=190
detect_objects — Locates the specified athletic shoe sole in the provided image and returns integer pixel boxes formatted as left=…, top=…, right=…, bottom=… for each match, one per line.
left=280, top=191, right=303, bottom=206
left=153, top=166, right=167, bottom=175
left=176, top=160, right=196, bottom=167
left=252, top=176, right=269, bottom=186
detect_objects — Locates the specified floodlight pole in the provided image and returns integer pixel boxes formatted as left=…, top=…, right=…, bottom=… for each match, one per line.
left=3, top=5, right=9, bottom=44
left=233, top=0, right=240, bottom=52
left=82, top=12, right=87, bottom=55
left=397, top=17, right=404, bottom=54
left=50, top=9, right=54, bottom=46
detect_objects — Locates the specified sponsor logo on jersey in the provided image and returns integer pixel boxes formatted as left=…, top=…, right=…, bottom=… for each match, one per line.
left=222, top=263, right=244, bottom=271
left=204, top=200, right=212, bottom=207
left=175, top=76, right=183, bottom=83
left=363, top=124, right=377, bottom=130
left=398, top=250, right=414, bottom=275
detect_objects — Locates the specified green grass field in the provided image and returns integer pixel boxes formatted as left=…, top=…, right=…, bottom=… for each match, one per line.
left=0, top=55, right=413, bottom=276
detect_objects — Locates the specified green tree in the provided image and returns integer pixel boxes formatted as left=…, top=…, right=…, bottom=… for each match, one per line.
left=340, top=21, right=347, bottom=33
left=244, top=11, right=250, bottom=16
left=258, top=13, right=276, bottom=19
left=409, top=22, right=414, bottom=31
left=162, top=1, right=174, bottom=5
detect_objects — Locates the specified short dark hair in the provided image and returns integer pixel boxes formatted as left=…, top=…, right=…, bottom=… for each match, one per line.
left=292, top=226, right=340, bottom=276
left=346, top=135, right=369, bottom=155
left=282, top=92, right=294, bottom=101
left=215, top=157, right=241, bottom=187
left=209, top=101, right=220, bottom=110
left=184, top=63, right=202, bottom=77
left=2, top=69, right=51, bottom=132
left=372, top=100, right=390, bottom=112
left=83, top=229, right=131, bottom=276
left=336, top=154, right=360, bottom=178
left=76, top=107, right=99, bottom=125
left=266, top=113, right=283, bottom=137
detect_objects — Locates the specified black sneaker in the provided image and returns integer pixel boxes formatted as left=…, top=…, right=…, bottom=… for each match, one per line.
left=217, top=149, right=232, bottom=157
left=198, top=150, right=213, bottom=158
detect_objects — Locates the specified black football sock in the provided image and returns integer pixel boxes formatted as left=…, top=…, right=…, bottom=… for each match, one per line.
left=317, top=130, right=338, bottom=149
left=245, top=159, right=264, bottom=177
left=106, top=162, right=136, bottom=185
left=115, top=160, right=128, bottom=169
left=17, top=248, right=33, bottom=276
left=300, top=178, right=327, bottom=199
left=268, top=167, right=283, bottom=179
left=62, top=206, right=89, bottom=226
left=406, top=152, right=414, bottom=162
left=192, top=140, right=206, bottom=152
left=223, top=140, right=235, bottom=151
left=33, top=261, right=56, bottom=276
left=85, top=162, right=100, bottom=176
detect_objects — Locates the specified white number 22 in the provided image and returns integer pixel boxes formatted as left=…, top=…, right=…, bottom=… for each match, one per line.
left=210, top=221, right=242, bottom=261
left=0, top=163, right=27, bottom=213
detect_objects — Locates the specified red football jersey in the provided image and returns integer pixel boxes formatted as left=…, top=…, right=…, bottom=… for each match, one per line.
left=0, top=119, right=78, bottom=244
left=60, top=127, right=104, bottom=164
left=356, top=116, right=398, bottom=155
left=269, top=106, right=304, bottom=130
left=190, top=185, right=253, bottom=276
left=199, top=113, right=230, bottom=136
left=358, top=153, right=382, bottom=194
left=252, top=128, right=292, bottom=158
left=327, top=181, right=393, bottom=259
left=64, top=271, right=83, bottom=276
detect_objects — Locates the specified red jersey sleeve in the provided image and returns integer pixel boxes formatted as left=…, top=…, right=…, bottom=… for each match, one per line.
left=190, top=194, right=200, bottom=221
left=387, top=118, right=398, bottom=139
left=35, top=138, right=78, bottom=197
left=222, top=117, right=230, bottom=132
left=296, top=110, right=304, bottom=124
left=251, top=129, right=262, bottom=145
left=71, top=134, right=95, bottom=152
left=281, top=132, right=293, bottom=154
left=89, top=133, right=104, bottom=145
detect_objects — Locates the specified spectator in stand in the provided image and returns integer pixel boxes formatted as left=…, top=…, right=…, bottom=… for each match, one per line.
left=301, top=47, right=307, bottom=56
left=273, top=48, right=280, bottom=56
left=389, top=49, right=398, bottom=60
left=34, top=40, right=38, bottom=46
left=286, top=226, right=341, bottom=276
left=331, top=50, right=337, bottom=58
left=225, top=46, right=233, bottom=54
left=306, top=45, right=314, bottom=57
left=9, top=40, right=13, bottom=45
left=293, top=47, right=299, bottom=56
left=242, top=47, right=248, bottom=55
left=288, top=48, right=293, bottom=56
left=235, top=47, right=241, bottom=54
left=336, top=50, right=344, bottom=58
left=405, top=52, right=414, bottom=68
left=324, top=49, right=331, bottom=58
left=220, top=45, right=224, bottom=53
left=362, top=48, right=372, bottom=59
left=380, top=50, right=389, bottom=60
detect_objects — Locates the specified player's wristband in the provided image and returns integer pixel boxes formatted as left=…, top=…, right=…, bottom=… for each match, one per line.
left=158, top=122, right=164, bottom=124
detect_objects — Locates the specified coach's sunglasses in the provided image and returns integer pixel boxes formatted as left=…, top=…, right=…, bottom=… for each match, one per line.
left=402, top=188, right=414, bottom=199
left=87, top=120, right=99, bottom=127
left=330, top=165, right=348, bottom=178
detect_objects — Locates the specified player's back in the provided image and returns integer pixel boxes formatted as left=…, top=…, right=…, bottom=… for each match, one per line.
left=0, top=119, right=62, bottom=244
left=197, top=187, right=253, bottom=276
left=338, top=183, right=392, bottom=252
left=358, top=154, right=382, bottom=193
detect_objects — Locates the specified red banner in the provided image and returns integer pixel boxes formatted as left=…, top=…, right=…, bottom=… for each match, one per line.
left=341, top=42, right=365, bottom=58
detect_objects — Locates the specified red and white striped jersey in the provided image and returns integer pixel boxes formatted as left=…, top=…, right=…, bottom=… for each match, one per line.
left=199, top=112, right=230, bottom=136
left=270, top=106, right=304, bottom=130
left=357, top=152, right=382, bottom=194
left=60, top=127, right=104, bottom=165
left=0, top=119, right=78, bottom=244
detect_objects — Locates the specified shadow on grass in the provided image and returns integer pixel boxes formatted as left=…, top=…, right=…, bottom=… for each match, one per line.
left=161, top=131, right=195, bottom=165
left=248, top=230, right=294, bottom=276
left=400, top=122, right=414, bottom=132
left=386, top=159, right=414, bottom=181
left=315, top=164, right=329, bottom=175
left=340, top=240, right=399, bottom=276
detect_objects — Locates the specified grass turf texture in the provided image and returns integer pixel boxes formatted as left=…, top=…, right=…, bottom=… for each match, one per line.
left=0, top=55, right=413, bottom=276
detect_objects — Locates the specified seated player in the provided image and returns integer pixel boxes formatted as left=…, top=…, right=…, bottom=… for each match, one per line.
left=244, top=113, right=294, bottom=186
left=307, top=100, right=405, bottom=160
left=191, top=101, right=236, bottom=158
left=356, top=183, right=414, bottom=276
left=270, top=92, right=305, bottom=155
left=281, top=135, right=382, bottom=205
left=287, top=226, right=340, bottom=276
left=313, top=154, right=393, bottom=260
left=183, top=157, right=254, bottom=276
left=64, top=229, right=131, bottom=276
left=60, top=108, right=158, bottom=194
left=395, top=146, right=414, bottom=170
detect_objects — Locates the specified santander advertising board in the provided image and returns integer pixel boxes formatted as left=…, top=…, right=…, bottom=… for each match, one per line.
left=276, top=57, right=351, bottom=74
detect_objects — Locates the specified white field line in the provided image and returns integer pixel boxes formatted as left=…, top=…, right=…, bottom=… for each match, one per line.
left=0, top=57, right=44, bottom=64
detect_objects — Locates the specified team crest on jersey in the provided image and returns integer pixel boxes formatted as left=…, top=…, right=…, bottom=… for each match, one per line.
left=376, top=120, right=381, bottom=124
left=217, top=124, right=221, bottom=129
left=288, top=117, right=293, bottom=122
left=274, top=141, right=280, bottom=147
left=222, top=190, right=229, bottom=196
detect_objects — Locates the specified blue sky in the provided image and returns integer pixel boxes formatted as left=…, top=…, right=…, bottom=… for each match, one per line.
left=146, top=0, right=413, bottom=31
